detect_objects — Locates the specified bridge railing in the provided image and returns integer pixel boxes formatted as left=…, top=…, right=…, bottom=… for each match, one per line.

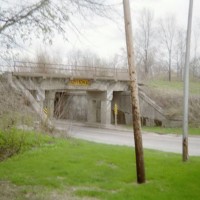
left=13, top=61, right=129, bottom=81
left=0, top=65, right=14, bottom=74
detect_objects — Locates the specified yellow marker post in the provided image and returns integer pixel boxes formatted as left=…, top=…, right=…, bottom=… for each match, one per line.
left=114, top=103, right=118, bottom=126
left=43, top=107, right=48, bottom=118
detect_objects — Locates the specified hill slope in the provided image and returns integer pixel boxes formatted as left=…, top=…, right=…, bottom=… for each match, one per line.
left=0, top=74, right=37, bottom=129
left=142, top=80, right=200, bottom=126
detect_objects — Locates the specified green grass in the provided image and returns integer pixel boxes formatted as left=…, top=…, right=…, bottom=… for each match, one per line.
left=0, top=131, right=200, bottom=200
left=0, top=128, right=54, bottom=161
left=142, top=126, right=200, bottom=135
left=147, top=79, right=200, bottom=94
left=148, top=80, right=183, bottom=91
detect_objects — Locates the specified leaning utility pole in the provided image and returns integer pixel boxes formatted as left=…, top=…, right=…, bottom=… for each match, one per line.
left=183, top=0, right=193, bottom=162
left=123, top=0, right=145, bottom=183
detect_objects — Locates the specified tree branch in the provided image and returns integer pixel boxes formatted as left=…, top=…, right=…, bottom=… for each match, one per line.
left=0, top=0, right=49, bottom=34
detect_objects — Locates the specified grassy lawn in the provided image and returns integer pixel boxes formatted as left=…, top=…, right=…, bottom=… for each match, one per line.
left=0, top=130, right=200, bottom=200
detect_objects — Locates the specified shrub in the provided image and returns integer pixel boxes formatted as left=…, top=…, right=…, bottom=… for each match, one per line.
left=0, top=129, right=25, bottom=161
left=0, top=128, right=53, bottom=161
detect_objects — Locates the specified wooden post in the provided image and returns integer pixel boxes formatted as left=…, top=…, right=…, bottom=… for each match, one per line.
left=123, top=0, right=146, bottom=184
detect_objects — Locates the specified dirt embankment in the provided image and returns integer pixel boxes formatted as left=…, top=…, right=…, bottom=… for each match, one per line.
left=0, top=74, right=37, bottom=128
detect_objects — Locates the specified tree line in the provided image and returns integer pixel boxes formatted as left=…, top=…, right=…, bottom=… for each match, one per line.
left=1, top=1, right=200, bottom=81
left=133, top=9, right=200, bottom=81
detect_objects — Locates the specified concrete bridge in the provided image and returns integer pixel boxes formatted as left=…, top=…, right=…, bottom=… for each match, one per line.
left=5, top=61, right=180, bottom=127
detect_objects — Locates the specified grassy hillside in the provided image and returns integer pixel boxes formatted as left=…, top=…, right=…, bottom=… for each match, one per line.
left=147, top=79, right=200, bottom=95
left=142, top=79, right=200, bottom=126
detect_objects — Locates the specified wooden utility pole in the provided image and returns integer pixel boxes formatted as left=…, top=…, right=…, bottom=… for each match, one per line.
left=123, top=0, right=145, bottom=184
left=183, top=0, right=193, bottom=162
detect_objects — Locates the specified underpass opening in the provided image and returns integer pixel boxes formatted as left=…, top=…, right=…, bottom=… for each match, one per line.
left=54, top=90, right=113, bottom=125
left=54, top=91, right=87, bottom=122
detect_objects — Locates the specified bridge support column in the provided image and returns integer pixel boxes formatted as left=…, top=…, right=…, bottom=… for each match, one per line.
left=87, top=90, right=113, bottom=125
left=87, top=99, right=97, bottom=123
left=35, top=89, right=45, bottom=116
left=101, top=100, right=112, bottom=124
left=101, top=90, right=113, bottom=125
left=46, top=91, right=55, bottom=119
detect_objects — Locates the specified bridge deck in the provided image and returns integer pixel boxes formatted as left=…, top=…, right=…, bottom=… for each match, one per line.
left=11, top=61, right=130, bottom=81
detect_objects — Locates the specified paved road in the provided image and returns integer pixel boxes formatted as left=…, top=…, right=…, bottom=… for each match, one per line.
left=55, top=121, right=200, bottom=156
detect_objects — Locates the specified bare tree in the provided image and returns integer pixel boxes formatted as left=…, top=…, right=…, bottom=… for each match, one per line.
left=66, top=49, right=110, bottom=68
left=136, top=9, right=155, bottom=78
left=174, top=28, right=186, bottom=80
left=190, top=25, right=200, bottom=79
left=159, top=16, right=176, bottom=81
left=0, top=0, right=110, bottom=59
left=107, top=48, right=128, bottom=70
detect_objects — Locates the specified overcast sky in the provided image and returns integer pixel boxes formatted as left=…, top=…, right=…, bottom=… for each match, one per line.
left=29, top=0, right=200, bottom=61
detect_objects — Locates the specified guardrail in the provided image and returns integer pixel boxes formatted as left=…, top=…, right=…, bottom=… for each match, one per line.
left=11, top=61, right=129, bottom=81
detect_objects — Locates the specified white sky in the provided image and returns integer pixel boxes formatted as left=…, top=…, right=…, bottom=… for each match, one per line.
left=28, top=0, right=200, bottom=61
